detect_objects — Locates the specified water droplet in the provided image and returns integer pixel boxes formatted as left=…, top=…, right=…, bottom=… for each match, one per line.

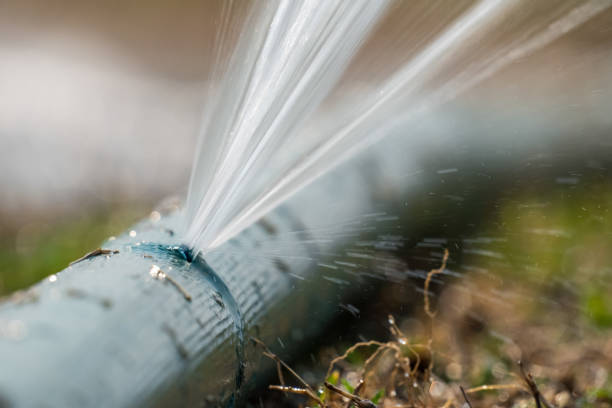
left=48, top=274, right=57, bottom=283
left=149, top=265, right=165, bottom=280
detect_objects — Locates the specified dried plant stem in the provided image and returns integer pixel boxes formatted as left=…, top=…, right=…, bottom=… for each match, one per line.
left=466, top=383, right=524, bottom=394
left=326, top=340, right=386, bottom=379
left=460, top=385, right=474, bottom=408
left=518, top=361, right=555, bottom=408
left=163, top=274, right=192, bottom=302
left=424, top=249, right=449, bottom=319
left=324, top=382, right=377, bottom=408
left=252, top=338, right=324, bottom=407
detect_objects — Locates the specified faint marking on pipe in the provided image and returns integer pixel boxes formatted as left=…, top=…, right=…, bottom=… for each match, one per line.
left=161, top=323, right=189, bottom=360
left=258, top=218, right=278, bottom=236
left=212, top=291, right=225, bottom=309
left=65, top=288, right=113, bottom=309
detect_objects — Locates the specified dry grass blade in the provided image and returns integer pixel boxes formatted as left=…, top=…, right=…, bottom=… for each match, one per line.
left=255, top=240, right=610, bottom=408
left=460, top=385, right=474, bottom=408
left=466, top=384, right=523, bottom=393
left=324, top=382, right=377, bottom=408
left=268, top=385, right=314, bottom=398
left=326, top=340, right=386, bottom=379
left=424, top=248, right=449, bottom=319
left=252, top=337, right=324, bottom=406
left=518, top=360, right=556, bottom=408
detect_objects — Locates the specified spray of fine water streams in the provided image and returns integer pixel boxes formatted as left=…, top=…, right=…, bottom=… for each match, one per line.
left=184, top=0, right=611, bottom=255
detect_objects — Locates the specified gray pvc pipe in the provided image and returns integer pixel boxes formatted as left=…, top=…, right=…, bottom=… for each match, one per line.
left=0, top=142, right=402, bottom=407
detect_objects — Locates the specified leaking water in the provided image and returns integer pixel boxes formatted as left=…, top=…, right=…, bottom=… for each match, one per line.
left=183, top=0, right=611, bottom=255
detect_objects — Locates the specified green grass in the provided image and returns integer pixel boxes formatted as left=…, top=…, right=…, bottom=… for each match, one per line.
left=0, top=205, right=146, bottom=296
left=462, top=182, right=612, bottom=329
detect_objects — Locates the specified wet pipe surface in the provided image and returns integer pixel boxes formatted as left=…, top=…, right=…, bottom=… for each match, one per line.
left=0, top=152, right=384, bottom=407
left=135, top=243, right=247, bottom=398
left=0, top=207, right=329, bottom=407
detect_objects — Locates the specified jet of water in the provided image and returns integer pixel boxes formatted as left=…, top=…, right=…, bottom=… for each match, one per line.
left=186, top=0, right=611, bottom=254
left=185, top=0, right=391, bottom=250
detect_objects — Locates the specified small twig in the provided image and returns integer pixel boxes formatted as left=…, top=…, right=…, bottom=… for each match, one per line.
left=266, top=349, right=285, bottom=386
left=421, top=249, right=449, bottom=378
left=324, top=382, right=377, bottom=408
left=519, top=361, right=541, bottom=408
left=252, top=338, right=324, bottom=406
left=326, top=340, right=386, bottom=379
left=440, top=398, right=454, bottom=408
left=386, top=315, right=422, bottom=376
left=164, top=274, right=192, bottom=302
left=518, top=361, right=555, bottom=408
left=252, top=338, right=306, bottom=388
left=349, top=380, right=366, bottom=408
left=161, top=323, right=189, bottom=359
left=149, top=265, right=192, bottom=301
left=353, top=379, right=365, bottom=396
left=268, top=385, right=320, bottom=405
left=466, top=383, right=524, bottom=394
left=424, top=249, right=449, bottom=318
left=387, top=314, right=405, bottom=339
left=269, top=385, right=313, bottom=398
left=361, top=342, right=397, bottom=376
left=70, top=248, right=119, bottom=266
left=460, top=385, right=473, bottom=408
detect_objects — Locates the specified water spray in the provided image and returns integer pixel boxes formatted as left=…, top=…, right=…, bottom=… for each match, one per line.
left=1, top=0, right=610, bottom=406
